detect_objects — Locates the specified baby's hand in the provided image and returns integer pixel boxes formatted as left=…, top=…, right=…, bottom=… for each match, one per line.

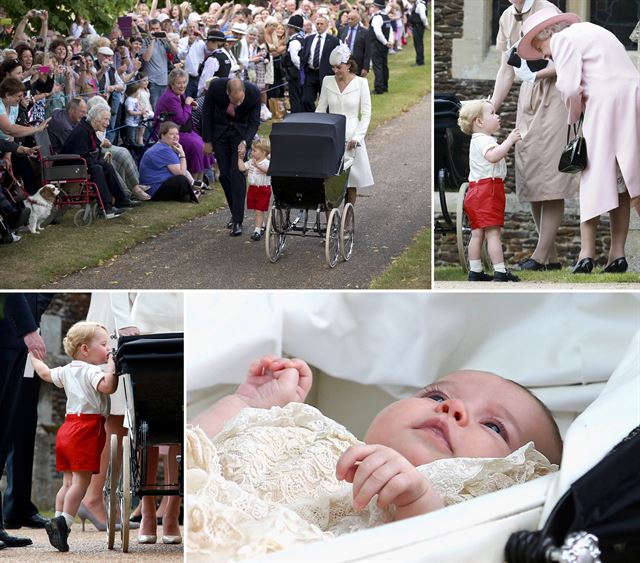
left=234, top=355, right=313, bottom=409
left=508, top=128, right=521, bottom=144
left=336, top=444, right=442, bottom=517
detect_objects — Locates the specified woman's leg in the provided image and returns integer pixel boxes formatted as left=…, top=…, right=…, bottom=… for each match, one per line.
left=139, top=446, right=159, bottom=538
left=161, top=445, right=181, bottom=538
left=346, top=187, right=357, bottom=206
left=81, top=415, right=126, bottom=522
left=608, top=191, right=630, bottom=262
left=578, top=217, right=599, bottom=259
left=530, top=199, right=564, bottom=263
left=152, top=176, right=197, bottom=202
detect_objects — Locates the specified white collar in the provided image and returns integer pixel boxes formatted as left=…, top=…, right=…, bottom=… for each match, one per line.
left=513, top=0, right=535, bottom=15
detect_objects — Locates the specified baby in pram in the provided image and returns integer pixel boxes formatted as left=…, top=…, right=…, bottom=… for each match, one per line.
left=187, top=356, right=561, bottom=558
left=30, top=321, right=118, bottom=552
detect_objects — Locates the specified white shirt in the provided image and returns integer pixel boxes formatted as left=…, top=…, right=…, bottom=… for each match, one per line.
left=415, top=1, right=428, bottom=27
left=371, top=11, right=392, bottom=45
left=247, top=157, right=271, bottom=186
left=198, top=53, right=221, bottom=97
left=51, top=360, right=110, bottom=416
left=308, top=33, right=326, bottom=68
left=178, top=36, right=206, bottom=76
left=288, top=35, right=303, bottom=69
left=468, top=133, right=507, bottom=182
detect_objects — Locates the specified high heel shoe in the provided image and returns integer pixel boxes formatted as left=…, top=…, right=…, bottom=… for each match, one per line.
left=162, top=535, right=182, bottom=544
left=78, top=503, right=115, bottom=532
left=138, top=534, right=158, bottom=544
left=571, top=257, right=594, bottom=274
left=603, top=257, right=628, bottom=273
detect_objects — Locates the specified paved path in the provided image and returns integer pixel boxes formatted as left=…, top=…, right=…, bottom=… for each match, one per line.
left=434, top=281, right=639, bottom=290
left=55, top=97, right=431, bottom=289
left=1, top=526, right=182, bottom=561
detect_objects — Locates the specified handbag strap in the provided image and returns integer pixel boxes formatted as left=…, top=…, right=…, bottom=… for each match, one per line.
left=567, top=113, right=584, bottom=142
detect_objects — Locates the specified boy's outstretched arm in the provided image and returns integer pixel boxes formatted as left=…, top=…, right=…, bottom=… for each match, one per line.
left=192, top=355, right=313, bottom=438
left=96, top=356, right=118, bottom=394
left=30, top=354, right=52, bottom=383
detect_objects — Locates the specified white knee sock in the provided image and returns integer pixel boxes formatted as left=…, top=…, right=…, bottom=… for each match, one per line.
left=493, top=262, right=506, bottom=273
left=469, top=259, right=483, bottom=273
left=62, top=512, right=74, bottom=528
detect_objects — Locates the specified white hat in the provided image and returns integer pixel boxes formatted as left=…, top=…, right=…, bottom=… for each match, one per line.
left=97, top=46, right=114, bottom=56
left=518, top=8, right=580, bottom=60
left=156, top=13, right=170, bottom=22
left=188, top=13, right=202, bottom=22
left=329, top=43, right=351, bottom=67
left=231, top=22, right=247, bottom=35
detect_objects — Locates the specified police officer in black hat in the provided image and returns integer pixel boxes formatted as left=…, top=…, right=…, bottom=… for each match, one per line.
left=408, top=0, right=429, bottom=66
left=197, top=29, right=232, bottom=96
left=283, top=14, right=305, bottom=113
left=369, top=0, right=393, bottom=94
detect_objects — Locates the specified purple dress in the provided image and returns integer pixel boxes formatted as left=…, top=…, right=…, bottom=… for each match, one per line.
left=154, top=88, right=211, bottom=174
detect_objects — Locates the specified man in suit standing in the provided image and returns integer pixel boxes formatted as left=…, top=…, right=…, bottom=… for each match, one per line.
left=202, top=78, right=261, bottom=236
left=341, top=11, right=371, bottom=77
left=0, top=293, right=53, bottom=550
left=299, top=15, right=340, bottom=111
left=369, top=0, right=393, bottom=95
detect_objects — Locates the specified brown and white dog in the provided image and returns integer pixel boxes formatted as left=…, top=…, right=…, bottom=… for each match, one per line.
left=25, top=184, right=60, bottom=234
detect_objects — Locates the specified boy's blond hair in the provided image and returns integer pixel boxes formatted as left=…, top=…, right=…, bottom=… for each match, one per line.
left=63, top=321, right=108, bottom=359
left=457, top=99, right=490, bottom=135
left=252, top=137, right=271, bottom=157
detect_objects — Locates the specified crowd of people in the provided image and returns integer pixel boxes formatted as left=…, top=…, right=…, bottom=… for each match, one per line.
left=0, top=0, right=429, bottom=242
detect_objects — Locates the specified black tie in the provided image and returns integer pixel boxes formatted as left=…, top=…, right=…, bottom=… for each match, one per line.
left=313, top=34, right=322, bottom=69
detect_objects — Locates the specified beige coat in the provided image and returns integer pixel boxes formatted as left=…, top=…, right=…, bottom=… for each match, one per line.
left=496, top=0, right=579, bottom=202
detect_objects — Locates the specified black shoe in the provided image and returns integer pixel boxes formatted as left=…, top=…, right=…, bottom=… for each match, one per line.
left=230, top=222, right=243, bottom=236
left=0, top=539, right=5, bottom=549
left=493, top=270, right=521, bottom=282
left=45, top=516, right=69, bottom=552
left=571, top=257, right=594, bottom=274
left=98, top=207, right=125, bottom=219
left=546, top=262, right=562, bottom=271
left=130, top=514, right=142, bottom=524
left=603, top=257, right=628, bottom=273
left=226, top=220, right=234, bottom=229
left=116, top=199, right=140, bottom=208
left=0, top=529, right=33, bottom=547
left=514, top=258, right=546, bottom=271
left=5, top=513, right=49, bottom=529
left=468, top=270, right=493, bottom=281
left=372, top=90, right=384, bottom=95
left=250, top=230, right=263, bottom=241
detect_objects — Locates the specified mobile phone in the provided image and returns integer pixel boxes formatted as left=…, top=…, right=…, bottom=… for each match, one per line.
left=39, top=65, right=50, bottom=74
left=152, top=31, right=166, bottom=38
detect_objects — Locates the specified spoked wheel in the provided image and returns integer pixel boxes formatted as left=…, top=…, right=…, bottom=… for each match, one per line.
left=340, top=203, right=355, bottom=261
left=105, top=434, right=119, bottom=549
left=265, top=207, right=287, bottom=263
left=456, top=182, right=491, bottom=273
left=325, top=208, right=341, bottom=268
left=73, top=203, right=95, bottom=227
left=119, top=435, right=132, bottom=552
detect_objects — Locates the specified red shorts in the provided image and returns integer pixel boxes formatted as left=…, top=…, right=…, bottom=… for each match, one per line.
left=56, top=414, right=106, bottom=473
left=247, top=184, right=271, bottom=212
left=463, top=178, right=506, bottom=230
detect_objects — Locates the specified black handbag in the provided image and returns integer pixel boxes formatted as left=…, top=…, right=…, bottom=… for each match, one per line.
left=558, top=114, right=587, bottom=173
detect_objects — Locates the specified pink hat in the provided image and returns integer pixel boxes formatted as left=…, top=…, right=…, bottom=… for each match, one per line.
left=517, top=8, right=580, bottom=60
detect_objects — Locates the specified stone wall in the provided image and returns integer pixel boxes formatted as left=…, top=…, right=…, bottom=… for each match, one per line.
left=433, top=1, right=591, bottom=266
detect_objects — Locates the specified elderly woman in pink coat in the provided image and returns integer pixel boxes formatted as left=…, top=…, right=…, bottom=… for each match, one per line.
left=519, top=9, right=640, bottom=274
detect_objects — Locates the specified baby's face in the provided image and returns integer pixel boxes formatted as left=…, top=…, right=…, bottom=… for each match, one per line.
left=365, top=370, right=560, bottom=466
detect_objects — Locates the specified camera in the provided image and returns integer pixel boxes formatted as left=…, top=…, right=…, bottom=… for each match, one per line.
left=70, top=55, right=82, bottom=61
left=117, top=38, right=126, bottom=47
left=32, top=10, right=43, bottom=17
left=152, top=31, right=166, bottom=38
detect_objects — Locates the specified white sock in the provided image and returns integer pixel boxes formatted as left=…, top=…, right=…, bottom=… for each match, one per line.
left=493, top=262, right=506, bottom=273
left=55, top=510, right=63, bottom=518
left=254, top=227, right=261, bottom=233
left=469, top=259, right=483, bottom=273
left=62, top=512, right=74, bottom=528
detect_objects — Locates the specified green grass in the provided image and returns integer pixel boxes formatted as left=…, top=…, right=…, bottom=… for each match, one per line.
left=370, top=227, right=430, bottom=288
left=2, top=34, right=430, bottom=289
left=435, top=266, right=639, bottom=284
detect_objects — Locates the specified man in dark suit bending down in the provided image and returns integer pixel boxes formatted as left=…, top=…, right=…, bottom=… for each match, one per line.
left=340, top=11, right=371, bottom=77
left=202, top=78, right=261, bottom=237
left=299, top=15, right=340, bottom=111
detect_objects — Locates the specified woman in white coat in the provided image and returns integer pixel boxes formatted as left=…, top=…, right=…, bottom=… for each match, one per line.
left=519, top=10, right=640, bottom=274
left=316, top=44, right=374, bottom=205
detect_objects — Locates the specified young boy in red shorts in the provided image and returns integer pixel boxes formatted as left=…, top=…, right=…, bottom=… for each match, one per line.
left=30, top=321, right=118, bottom=552
left=238, top=137, right=272, bottom=241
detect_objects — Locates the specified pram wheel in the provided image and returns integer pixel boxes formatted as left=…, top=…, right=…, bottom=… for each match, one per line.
left=325, top=208, right=340, bottom=268
left=340, top=203, right=355, bottom=261
left=265, top=207, right=287, bottom=263
left=120, top=435, right=131, bottom=553
left=456, top=182, right=491, bottom=273
left=73, top=203, right=96, bottom=227
left=105, top=434, right=118, bottom=550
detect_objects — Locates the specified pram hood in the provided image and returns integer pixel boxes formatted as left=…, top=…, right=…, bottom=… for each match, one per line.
left=269, top=113, right=347, bottom=179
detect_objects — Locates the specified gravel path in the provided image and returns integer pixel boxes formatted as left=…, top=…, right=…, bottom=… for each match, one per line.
left=1, top=525, right=183, bottom=561
left=434, top=281, right=639, bottom=290
left=54, top=96, right=431, bottom=289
